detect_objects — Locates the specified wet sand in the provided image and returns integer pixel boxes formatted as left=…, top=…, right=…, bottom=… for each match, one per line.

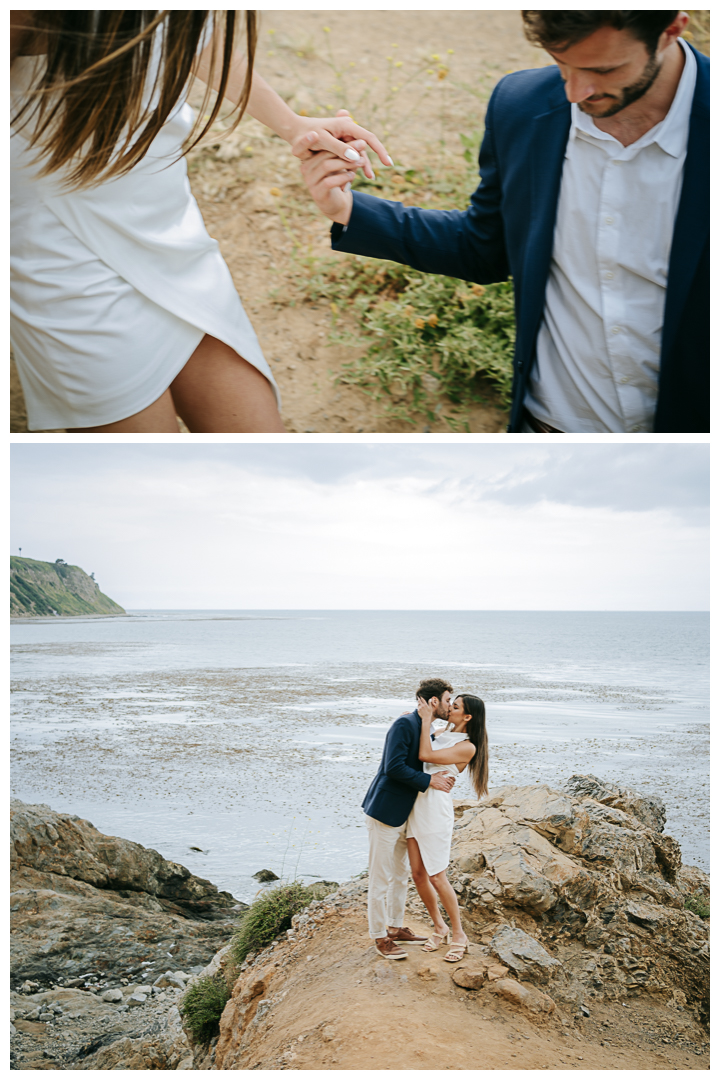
left=12, top=662, right=708, bottom=902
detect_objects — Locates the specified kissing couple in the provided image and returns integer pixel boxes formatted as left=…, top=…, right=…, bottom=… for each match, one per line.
left=362, top=678, right=488, bottom=961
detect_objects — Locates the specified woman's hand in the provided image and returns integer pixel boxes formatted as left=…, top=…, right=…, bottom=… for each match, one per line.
left=417, top=696, right=434, bottom=724
left=292, top=109, right=392, bottom=179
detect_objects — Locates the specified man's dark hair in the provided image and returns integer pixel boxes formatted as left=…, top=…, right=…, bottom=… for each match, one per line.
left=416, top=678, right=453, bottom=702
left=521, top=11, right=680, bottom=55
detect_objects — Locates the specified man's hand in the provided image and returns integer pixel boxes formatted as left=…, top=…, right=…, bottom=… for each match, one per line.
left=295, top=142, right=358, bottom=225
left=291, top=109, right=393, bottom=179
left=429, top=772, right=455, bottom=793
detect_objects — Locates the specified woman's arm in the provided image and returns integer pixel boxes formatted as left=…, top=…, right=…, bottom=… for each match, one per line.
left=193, top=43, right=391, bottom=174
left=417, top=698, right=475, bottom=766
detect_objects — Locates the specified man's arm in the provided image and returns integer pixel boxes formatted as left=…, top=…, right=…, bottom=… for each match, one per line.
left=297, top=84, right=510, bottom=285
left=384, top=718, right=432, bottom=793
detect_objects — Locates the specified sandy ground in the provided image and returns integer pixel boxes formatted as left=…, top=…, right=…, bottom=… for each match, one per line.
left=10, top=9, right=546, bottom=433
left=202, top=899, right=710, bottom=1070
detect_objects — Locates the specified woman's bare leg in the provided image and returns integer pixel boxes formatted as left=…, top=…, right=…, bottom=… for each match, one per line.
left=67, top=389, right=181, bottom=433
left=407, top=838, right=449, bottom=935
left=171, top=334, right=284, bottom=433
left=428, top=869, right=468, bottom=944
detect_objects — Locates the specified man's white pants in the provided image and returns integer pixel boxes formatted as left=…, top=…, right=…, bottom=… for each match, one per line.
left=365, top=814, right=409, bottom=939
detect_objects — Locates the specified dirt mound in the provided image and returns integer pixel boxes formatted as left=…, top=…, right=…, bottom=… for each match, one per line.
left=190, top=775, right=708, bottom=1070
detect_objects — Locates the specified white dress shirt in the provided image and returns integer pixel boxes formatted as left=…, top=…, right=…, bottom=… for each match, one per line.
left=524, top=38, right=696, bottom=433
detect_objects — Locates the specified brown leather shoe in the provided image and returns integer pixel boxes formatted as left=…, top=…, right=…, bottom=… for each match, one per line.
left=375, top=936, right=408, bottom=959
left=387, top=926, right=428, bottom=945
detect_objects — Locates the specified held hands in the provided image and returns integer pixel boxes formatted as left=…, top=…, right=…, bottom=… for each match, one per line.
left=293, top=110, right=391, bottom=226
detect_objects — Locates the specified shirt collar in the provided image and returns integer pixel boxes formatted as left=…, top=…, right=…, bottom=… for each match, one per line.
left=569, top=36, right=697, bottom=158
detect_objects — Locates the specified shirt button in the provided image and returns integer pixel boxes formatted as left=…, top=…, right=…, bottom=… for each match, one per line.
left=611, top=326, right=622, bottom=334
left=605, top=271, right=614, bottom=280
left=620, top=376, right=630, bottom=384
left=605, top=216, right=615, bottom=224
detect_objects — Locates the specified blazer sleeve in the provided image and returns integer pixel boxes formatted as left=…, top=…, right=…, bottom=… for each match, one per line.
left=331, top=84, right=510, bottom=285
left=384, top=718, right=431, bottom=792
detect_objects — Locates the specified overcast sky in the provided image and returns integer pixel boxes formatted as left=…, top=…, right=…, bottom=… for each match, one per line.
left=10, top=443, right=709, bottom=610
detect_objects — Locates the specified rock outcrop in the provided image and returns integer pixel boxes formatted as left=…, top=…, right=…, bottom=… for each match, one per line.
left=10, top=556, right=125, bottom=617
left=10, top=778, right=709, bottom=1071
left=193, top=775, right=708, bottom=1071
left=11, top=801, right=243, bottom=988
left=447, top=775, right=709, bottom=1019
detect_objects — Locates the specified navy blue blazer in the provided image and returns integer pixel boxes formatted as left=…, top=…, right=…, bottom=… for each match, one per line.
left=331, top=46, right=709, bottom=433
left=362, top=709, right=430, bottom=827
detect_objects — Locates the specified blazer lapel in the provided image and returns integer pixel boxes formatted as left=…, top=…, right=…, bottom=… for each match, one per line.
left=661, top=47, right=709, bottom=362
left=522, top=99, right=571, bottom=359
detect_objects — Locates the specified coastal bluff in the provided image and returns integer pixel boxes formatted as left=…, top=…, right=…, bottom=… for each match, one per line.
left=10, top=556, right=125, bottom=617
left=10, top=778, right=709, bottom=1071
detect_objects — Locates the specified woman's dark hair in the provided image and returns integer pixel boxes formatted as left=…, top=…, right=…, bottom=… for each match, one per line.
left=454, top=694, right=488, bottom=799
left=521, top=11, right=680, bottom=55
left=11, top=11, right=257, bottom=188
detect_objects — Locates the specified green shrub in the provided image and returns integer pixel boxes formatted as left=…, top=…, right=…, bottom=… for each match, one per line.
left=180, top=975, right=230, bottom=1045
left=684, top=893, right=710, bottom=920
left=296, top=254, right=515, bottom=427
left=230, top=881, right=315, bottom=966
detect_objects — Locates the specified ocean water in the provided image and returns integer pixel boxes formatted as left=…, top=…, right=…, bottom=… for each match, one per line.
left=11, top=610, right=709, bottom=901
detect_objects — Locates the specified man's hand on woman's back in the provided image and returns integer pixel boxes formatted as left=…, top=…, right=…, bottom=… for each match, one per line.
left=429, top=773, right=455, bottom=792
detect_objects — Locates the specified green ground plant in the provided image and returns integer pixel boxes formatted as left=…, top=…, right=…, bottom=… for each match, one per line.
left=296, top=253, right=515, bottom=429
left=291, top=122, right=514, bottom=428
left=684, top=893, right=710, bottom=920
left=180, top=975, right=231, bottom=1045
left=229, top=882, right=315, bottom=966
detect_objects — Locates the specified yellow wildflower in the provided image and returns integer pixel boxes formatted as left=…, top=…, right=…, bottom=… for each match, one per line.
left=447, top=48, right=455, bottom=54
left=404, top=306, right=415, bottom=317
left=330, top=302, right=338, bottom=314
left=427, top=314, right=439, bottom=327
left=471, top=283, right=486, bottom=296
left=270, top=187, right=281, bottom=197
left=395, top=61, right=403, bottom=67
left=437, top=69, right=448, bottom=80
left=415, top=318, right=426, bottom=330
left=323, top=26, right=330, bottom=32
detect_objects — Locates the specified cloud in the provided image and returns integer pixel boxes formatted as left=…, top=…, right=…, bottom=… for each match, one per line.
left=10, top=442, right=708, bottom=611
left=11, top=442, right=708, bottom=516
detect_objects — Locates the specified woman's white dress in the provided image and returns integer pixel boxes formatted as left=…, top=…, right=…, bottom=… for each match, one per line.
left=10, top=55, right=278, bottom=430
left=406, top=730, right=469, bottom=876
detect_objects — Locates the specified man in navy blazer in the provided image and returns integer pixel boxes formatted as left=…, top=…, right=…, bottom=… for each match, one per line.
left=296, top=11, right=708, bottom=433
left=362, top=678, right=456, bottom=959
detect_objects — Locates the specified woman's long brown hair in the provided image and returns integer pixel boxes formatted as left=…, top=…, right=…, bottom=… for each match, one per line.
left=455, top=694, right=489, bottom=798
left=11, top=11, right=257, bottom=188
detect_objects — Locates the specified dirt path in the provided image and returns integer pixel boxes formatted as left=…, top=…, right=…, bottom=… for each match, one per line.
left=11, top=10, right=544, bottom=433
left=196, top=890, right=710, bottom=1071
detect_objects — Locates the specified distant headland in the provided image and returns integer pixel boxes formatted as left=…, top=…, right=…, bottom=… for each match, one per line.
left=10, top=557, right=125, bottom=617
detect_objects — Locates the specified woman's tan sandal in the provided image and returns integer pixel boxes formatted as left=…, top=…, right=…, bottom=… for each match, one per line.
left=443, top=941, right=469, bottom=963
left=422, top=930, right=450, bottom=952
